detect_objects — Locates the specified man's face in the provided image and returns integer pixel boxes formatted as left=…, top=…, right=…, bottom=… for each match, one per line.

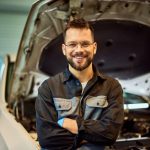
left=62, top=28, right=97, bottom=71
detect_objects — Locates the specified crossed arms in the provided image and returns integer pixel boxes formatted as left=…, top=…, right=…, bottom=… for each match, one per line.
left=35, top=80, right=124, bottom=149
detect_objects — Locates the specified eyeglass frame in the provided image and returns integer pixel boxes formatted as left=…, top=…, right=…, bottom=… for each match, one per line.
left=64, top=41, right=95, bottom=49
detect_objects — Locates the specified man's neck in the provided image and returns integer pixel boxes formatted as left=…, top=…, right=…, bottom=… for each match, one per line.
left=69, top=64, right=94, bottom=83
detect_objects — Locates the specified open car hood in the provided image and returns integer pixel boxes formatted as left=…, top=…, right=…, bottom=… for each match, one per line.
left=8, top=0, right=150, bottom=104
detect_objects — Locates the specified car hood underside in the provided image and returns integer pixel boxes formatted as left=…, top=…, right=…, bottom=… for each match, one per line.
left=9, top=0, right=150, bottom=103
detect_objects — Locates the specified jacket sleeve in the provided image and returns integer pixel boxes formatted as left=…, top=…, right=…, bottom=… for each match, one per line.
left=35, top=80, right=76, bottom=149
left=76, top=79, right=124, bottom=145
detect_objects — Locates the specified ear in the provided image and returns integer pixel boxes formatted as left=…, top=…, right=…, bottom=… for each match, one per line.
left=93, top=42, right=97, bottom=54
left=62, top=44, right=66, bottom=56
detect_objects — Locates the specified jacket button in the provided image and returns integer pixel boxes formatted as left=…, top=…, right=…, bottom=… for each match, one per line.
left=58, top=105, right=61, bottom=108
left=97, top=102, right=99, bottom=106
left=76, top=82, right=80, bottom=86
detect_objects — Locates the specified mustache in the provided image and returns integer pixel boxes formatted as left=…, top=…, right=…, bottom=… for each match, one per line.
left=71, top=52, right=88, bottom=57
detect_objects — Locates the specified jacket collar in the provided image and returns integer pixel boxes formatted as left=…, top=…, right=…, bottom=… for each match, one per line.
left=62, top=65, right=106, bottom=83
left=63, top=67, right=73, bottom=82
left=92, top=65, right=106, bottom=80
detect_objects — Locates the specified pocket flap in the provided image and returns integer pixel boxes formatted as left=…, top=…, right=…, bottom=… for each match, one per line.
left=86, top=96, right=108, bottom=108
left=54, top=98, right=72, bottom=110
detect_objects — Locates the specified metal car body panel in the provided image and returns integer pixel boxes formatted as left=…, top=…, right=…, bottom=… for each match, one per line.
left=0, top=55, right=38, bottom=150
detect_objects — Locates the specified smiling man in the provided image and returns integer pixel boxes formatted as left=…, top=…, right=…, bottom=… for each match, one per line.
left=35, top=18, right=124, bottom=150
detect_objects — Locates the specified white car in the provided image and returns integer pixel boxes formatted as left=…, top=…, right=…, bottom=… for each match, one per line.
left=0, top=55, right=38, bottom=150
left=1, top=0, right=150, bottom=149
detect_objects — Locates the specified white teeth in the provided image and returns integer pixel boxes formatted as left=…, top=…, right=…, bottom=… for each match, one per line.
left=75, top=56, right=84, bottom=59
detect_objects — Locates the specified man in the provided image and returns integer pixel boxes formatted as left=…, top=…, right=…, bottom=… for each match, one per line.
left=35, top=18, right=124, bottom=150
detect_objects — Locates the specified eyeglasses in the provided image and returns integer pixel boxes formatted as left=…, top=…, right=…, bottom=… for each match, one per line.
left=64, top=41, right=94, bottom=49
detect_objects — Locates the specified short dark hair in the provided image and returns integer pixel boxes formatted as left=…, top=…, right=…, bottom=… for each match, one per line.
left=63, top=18, right=94, bottom=41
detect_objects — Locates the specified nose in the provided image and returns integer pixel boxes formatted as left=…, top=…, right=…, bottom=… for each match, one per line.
left=75, top=43, right=84, bottom=52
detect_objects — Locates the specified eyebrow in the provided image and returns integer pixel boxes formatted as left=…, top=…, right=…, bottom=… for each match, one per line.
left=65, top=40, right=93, bottom=43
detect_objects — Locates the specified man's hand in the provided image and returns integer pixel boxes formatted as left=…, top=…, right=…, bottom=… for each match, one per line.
left=62, top=118, right=78, bottom=134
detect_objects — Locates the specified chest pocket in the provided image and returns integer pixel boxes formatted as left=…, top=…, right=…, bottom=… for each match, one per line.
left=84, top=96, right=108, bottom=120
left=54, top=99, right=72, bottom=110
left=53, top=98, right=72, bottom=119
left=86, top=95, right=108, bottom=108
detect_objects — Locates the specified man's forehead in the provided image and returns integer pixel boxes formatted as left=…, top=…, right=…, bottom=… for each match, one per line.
left=66, top=28, right=91, bottom=33
left=65, top=28, right=94, bottom=42
left=65, top=28, right=93, bottom=40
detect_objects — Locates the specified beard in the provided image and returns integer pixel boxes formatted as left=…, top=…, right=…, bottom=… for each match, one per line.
left=66, top=51, right=93, bottom=71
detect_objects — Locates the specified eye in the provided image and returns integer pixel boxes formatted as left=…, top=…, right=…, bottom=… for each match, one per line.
left=66, top=43, right=77, bottom=48
left=81, top=42, right=92, bottom=47
left=68, top=43, right=77, bottom=48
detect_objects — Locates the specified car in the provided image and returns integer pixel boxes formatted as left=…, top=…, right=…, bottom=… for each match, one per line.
left=0, top=55, right=38, bottom=150
left=114, top=92, right=150, bottom=149
left=1, top=0, right=150, bottom=149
